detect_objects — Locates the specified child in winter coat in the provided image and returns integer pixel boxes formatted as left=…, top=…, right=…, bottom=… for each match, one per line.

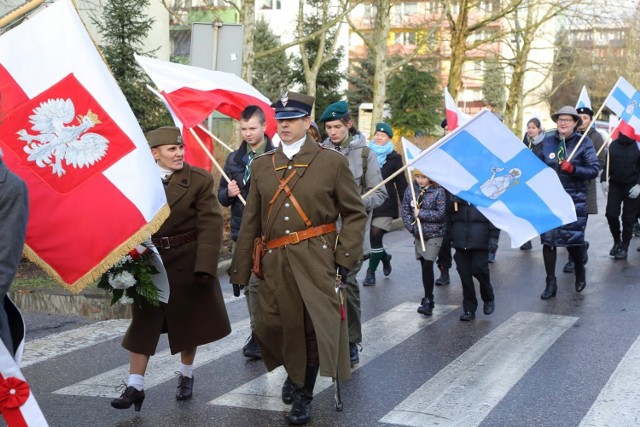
left=401, top=170, right=447, bottom=315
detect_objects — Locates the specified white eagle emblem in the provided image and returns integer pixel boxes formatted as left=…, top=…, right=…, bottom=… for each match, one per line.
left=626, top=100, right=637, bottom=116
left=480, top=167, right=521, bottom=199
left=18, top=98, right=109, bottom=177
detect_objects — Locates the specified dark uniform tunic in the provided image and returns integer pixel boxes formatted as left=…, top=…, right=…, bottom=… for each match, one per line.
left=229, top=136, right=367, bottom=384
left=122, top=163, right=231, bottom=355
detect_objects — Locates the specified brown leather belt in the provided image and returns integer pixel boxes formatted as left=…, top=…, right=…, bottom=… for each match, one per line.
left=151, top=230, right=197, bottom=249
left=264, top=223, right=337, bottom=250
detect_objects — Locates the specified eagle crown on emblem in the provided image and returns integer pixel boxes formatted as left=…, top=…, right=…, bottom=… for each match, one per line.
left=18, top=98, right=110, bottom=177
left=281, top=91, right=289, bottom=107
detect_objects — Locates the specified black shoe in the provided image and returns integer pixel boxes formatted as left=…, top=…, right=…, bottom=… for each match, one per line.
left=583, top=241, right=589, bottom=265
left=382, top=253, right=392, bottom=276
left=610, top=242, right=621, bottom=256
left=520, top=241, right=532, bottom=250
left=282, top=377, right=295, bottom=404
left=483, top=300, right=495, bottom=315
left=176, top=374, right=194, bottom=401
left=243, top=334, right=262, bottom=359
left=541, top=277, right=557, bottom=300
left=363, top=269, right=376, bottom=286
left=435, top=267, right=450, bottom=286
left=563, top=260, right=574, bottom=273
left=111, top=385, right=145, bottom=411
left=614, top=247, right=628, bottom=260
left=417, top=298, right=433, bottom=316
left=349, top=342, right=359, bottom=366
left=459, top=311, right=475, bottom=321
left=286, top=388, right=313, bottom=425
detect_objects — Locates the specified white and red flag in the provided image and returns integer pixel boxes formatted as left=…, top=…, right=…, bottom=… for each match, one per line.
left=135, top=55, right=277, bottom=137
left=444, top=87, right=471, bottom=131
left=148, top=85, right=214, bottom=172
left=0, top=0, right=169, bottom=291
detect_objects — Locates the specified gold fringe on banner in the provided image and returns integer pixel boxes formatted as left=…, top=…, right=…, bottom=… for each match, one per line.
left=22, top=203, right=171, bottom=294
left=0, top=0, right=46, bottom=29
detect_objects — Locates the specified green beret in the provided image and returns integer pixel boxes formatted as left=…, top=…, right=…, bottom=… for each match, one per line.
left=375, top=122, right=393, bottom=138
left=146, top=126, right=182, bottom=148
left=319, top=100, right=349, bottom=122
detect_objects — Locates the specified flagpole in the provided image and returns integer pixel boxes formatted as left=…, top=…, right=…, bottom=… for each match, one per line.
left=361, top=110, right=488, bottom=200
left=0, top=0, right=45, bottom=28
left=407, top=171, right=426, bottom=251
left=567, top=82, right=618, bottom=162
left=188, top=127, right=247, bottom=205
left=196, top=124, right=235, bottom=153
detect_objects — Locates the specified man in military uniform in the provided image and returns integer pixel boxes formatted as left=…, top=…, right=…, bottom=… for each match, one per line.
left=229, top=92, right=367, bottom=425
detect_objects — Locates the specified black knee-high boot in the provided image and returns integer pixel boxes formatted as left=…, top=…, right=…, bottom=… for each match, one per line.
left=286, top=365, right=319, bottom=425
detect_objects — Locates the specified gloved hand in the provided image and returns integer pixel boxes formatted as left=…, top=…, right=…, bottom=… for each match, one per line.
left=488, top=237, right=499, bottom=252
left=194, top=272, right=214, bottom=285
left=559, top=160, right=575, bottom=174
left=601, top=181, right=608, bottom=196
left=629, top=184, right=640, bottom=199
left=337, top=265, right=350, bottom=281
left=232, top=284, right=243, bottom=297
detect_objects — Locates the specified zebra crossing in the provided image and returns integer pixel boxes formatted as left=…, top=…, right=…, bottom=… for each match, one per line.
left=19, top=295, right=640, bottom=427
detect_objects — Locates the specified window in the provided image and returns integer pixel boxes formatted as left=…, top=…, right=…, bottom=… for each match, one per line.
left=394, top=31, right=416, bottom=45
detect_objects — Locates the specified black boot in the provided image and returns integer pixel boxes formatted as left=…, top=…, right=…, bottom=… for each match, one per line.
left=417, top=298, right=433, bottom=316
left=286, top=366, right=319, bottom=425
left=435, top=266, right=450, bottom=286
left=583, top=241, right=589, bottom=265
left=614, top=243, right=629, bottom=260
left=610, top=241, right=621, bottom=256
left=111, top=385, right=145, bottom=411
left=575, top=265, right=586, bottom=292
left=541, top=277, right=557, bottom=300
left=382, top=253, right=393, bottom=276
left=282, top=376, right=295, bottom=404
left=363, top=269, right=376, bottom=286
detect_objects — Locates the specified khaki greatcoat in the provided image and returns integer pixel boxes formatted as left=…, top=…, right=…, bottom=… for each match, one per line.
left=228, top=137, right=367, bottom=384
left=122, top=163, right=231, bottom=355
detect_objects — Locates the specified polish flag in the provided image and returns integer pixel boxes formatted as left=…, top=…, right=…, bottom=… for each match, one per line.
left=148, top=85, right=213, bottom=172
left=135, top=55, right=277, bottom=137
left=0, top=0, right=168, bottom=290
left=444, top=87, right=471, bottom=130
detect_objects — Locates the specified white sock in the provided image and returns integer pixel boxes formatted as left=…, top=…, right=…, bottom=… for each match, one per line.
left=128, top=374, right=144, bottom=391
left=180, top=363, right=193, bottom=378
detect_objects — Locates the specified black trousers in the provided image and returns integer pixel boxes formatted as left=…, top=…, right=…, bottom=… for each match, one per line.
left=436, top=217, right=453, bottom=269
left=606, top=183, right=640, bottom=246
left=454, top=248, right=494, bottom=313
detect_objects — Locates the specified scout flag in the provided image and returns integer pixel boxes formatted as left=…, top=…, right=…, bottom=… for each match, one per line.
left=575, top=85, right=591, bottom=111
left=0, top=0, right=169, bottom=290
left=604, top=76, right=640, bottom=140
left=408, top=110, right=576, bottom=247
left=135, top=55, right=277, bottom=137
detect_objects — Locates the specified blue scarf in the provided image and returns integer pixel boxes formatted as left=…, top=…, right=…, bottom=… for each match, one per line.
left=369, top=141, right=394, bottom=167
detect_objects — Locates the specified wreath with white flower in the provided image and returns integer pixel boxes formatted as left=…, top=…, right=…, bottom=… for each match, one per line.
left=98, top=244, right=160, bottom=306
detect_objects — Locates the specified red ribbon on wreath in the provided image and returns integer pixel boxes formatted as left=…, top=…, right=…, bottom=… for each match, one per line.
left=0, top=375, right=30, bottom=427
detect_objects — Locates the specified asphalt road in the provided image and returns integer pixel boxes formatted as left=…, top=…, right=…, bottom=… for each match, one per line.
left=10, top=194, right=640, bottom=427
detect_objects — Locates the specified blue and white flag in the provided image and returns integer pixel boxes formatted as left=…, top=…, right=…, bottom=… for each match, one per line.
left=605, top=76, right=640, bottom=140
left=408, top=110, right=577, bottom=247
left=575, top=85, right=591, bottom=110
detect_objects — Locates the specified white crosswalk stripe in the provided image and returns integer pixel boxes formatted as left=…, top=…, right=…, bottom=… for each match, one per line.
left=52, top=318, right=250, bottom=398
left=379, top=311, right=578, bottom=426
left=208, top=302, right=458, bottom=412
left=22, top=319, right=130, bottom=368
left=579, top=334, right=640, bottom=427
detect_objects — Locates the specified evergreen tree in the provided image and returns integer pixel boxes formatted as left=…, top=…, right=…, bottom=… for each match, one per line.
left=482, top=58, right=506, bottom=112
left=252, top=18, right=292, bottom=101
left=387, top=62, right=441, bottom=136
left=347, top=53, right=375, bottom=114
left=93, top=0, right=170, bottom=132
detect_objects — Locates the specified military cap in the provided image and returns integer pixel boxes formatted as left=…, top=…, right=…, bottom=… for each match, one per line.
left=146, top=126, right=182, bottom=148
left=319, top=100, right=349, bottom=122
left=551, top=106, right=583, bottom=127
left=576, top=106, right=594, bottom=117
left=271, top=91, right=315, bottom=119
left=374, top=122, right=393, bottom=138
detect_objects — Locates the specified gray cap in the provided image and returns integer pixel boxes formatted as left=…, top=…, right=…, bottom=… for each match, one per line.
left=551, top=106, right=582, bottom=128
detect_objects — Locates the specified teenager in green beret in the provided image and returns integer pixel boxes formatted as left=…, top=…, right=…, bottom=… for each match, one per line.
left=319, top=101, right=387, bottom=367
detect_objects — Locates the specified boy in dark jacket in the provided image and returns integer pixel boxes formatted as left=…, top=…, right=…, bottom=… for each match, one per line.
left=450, top=196, right=499, bottom=321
